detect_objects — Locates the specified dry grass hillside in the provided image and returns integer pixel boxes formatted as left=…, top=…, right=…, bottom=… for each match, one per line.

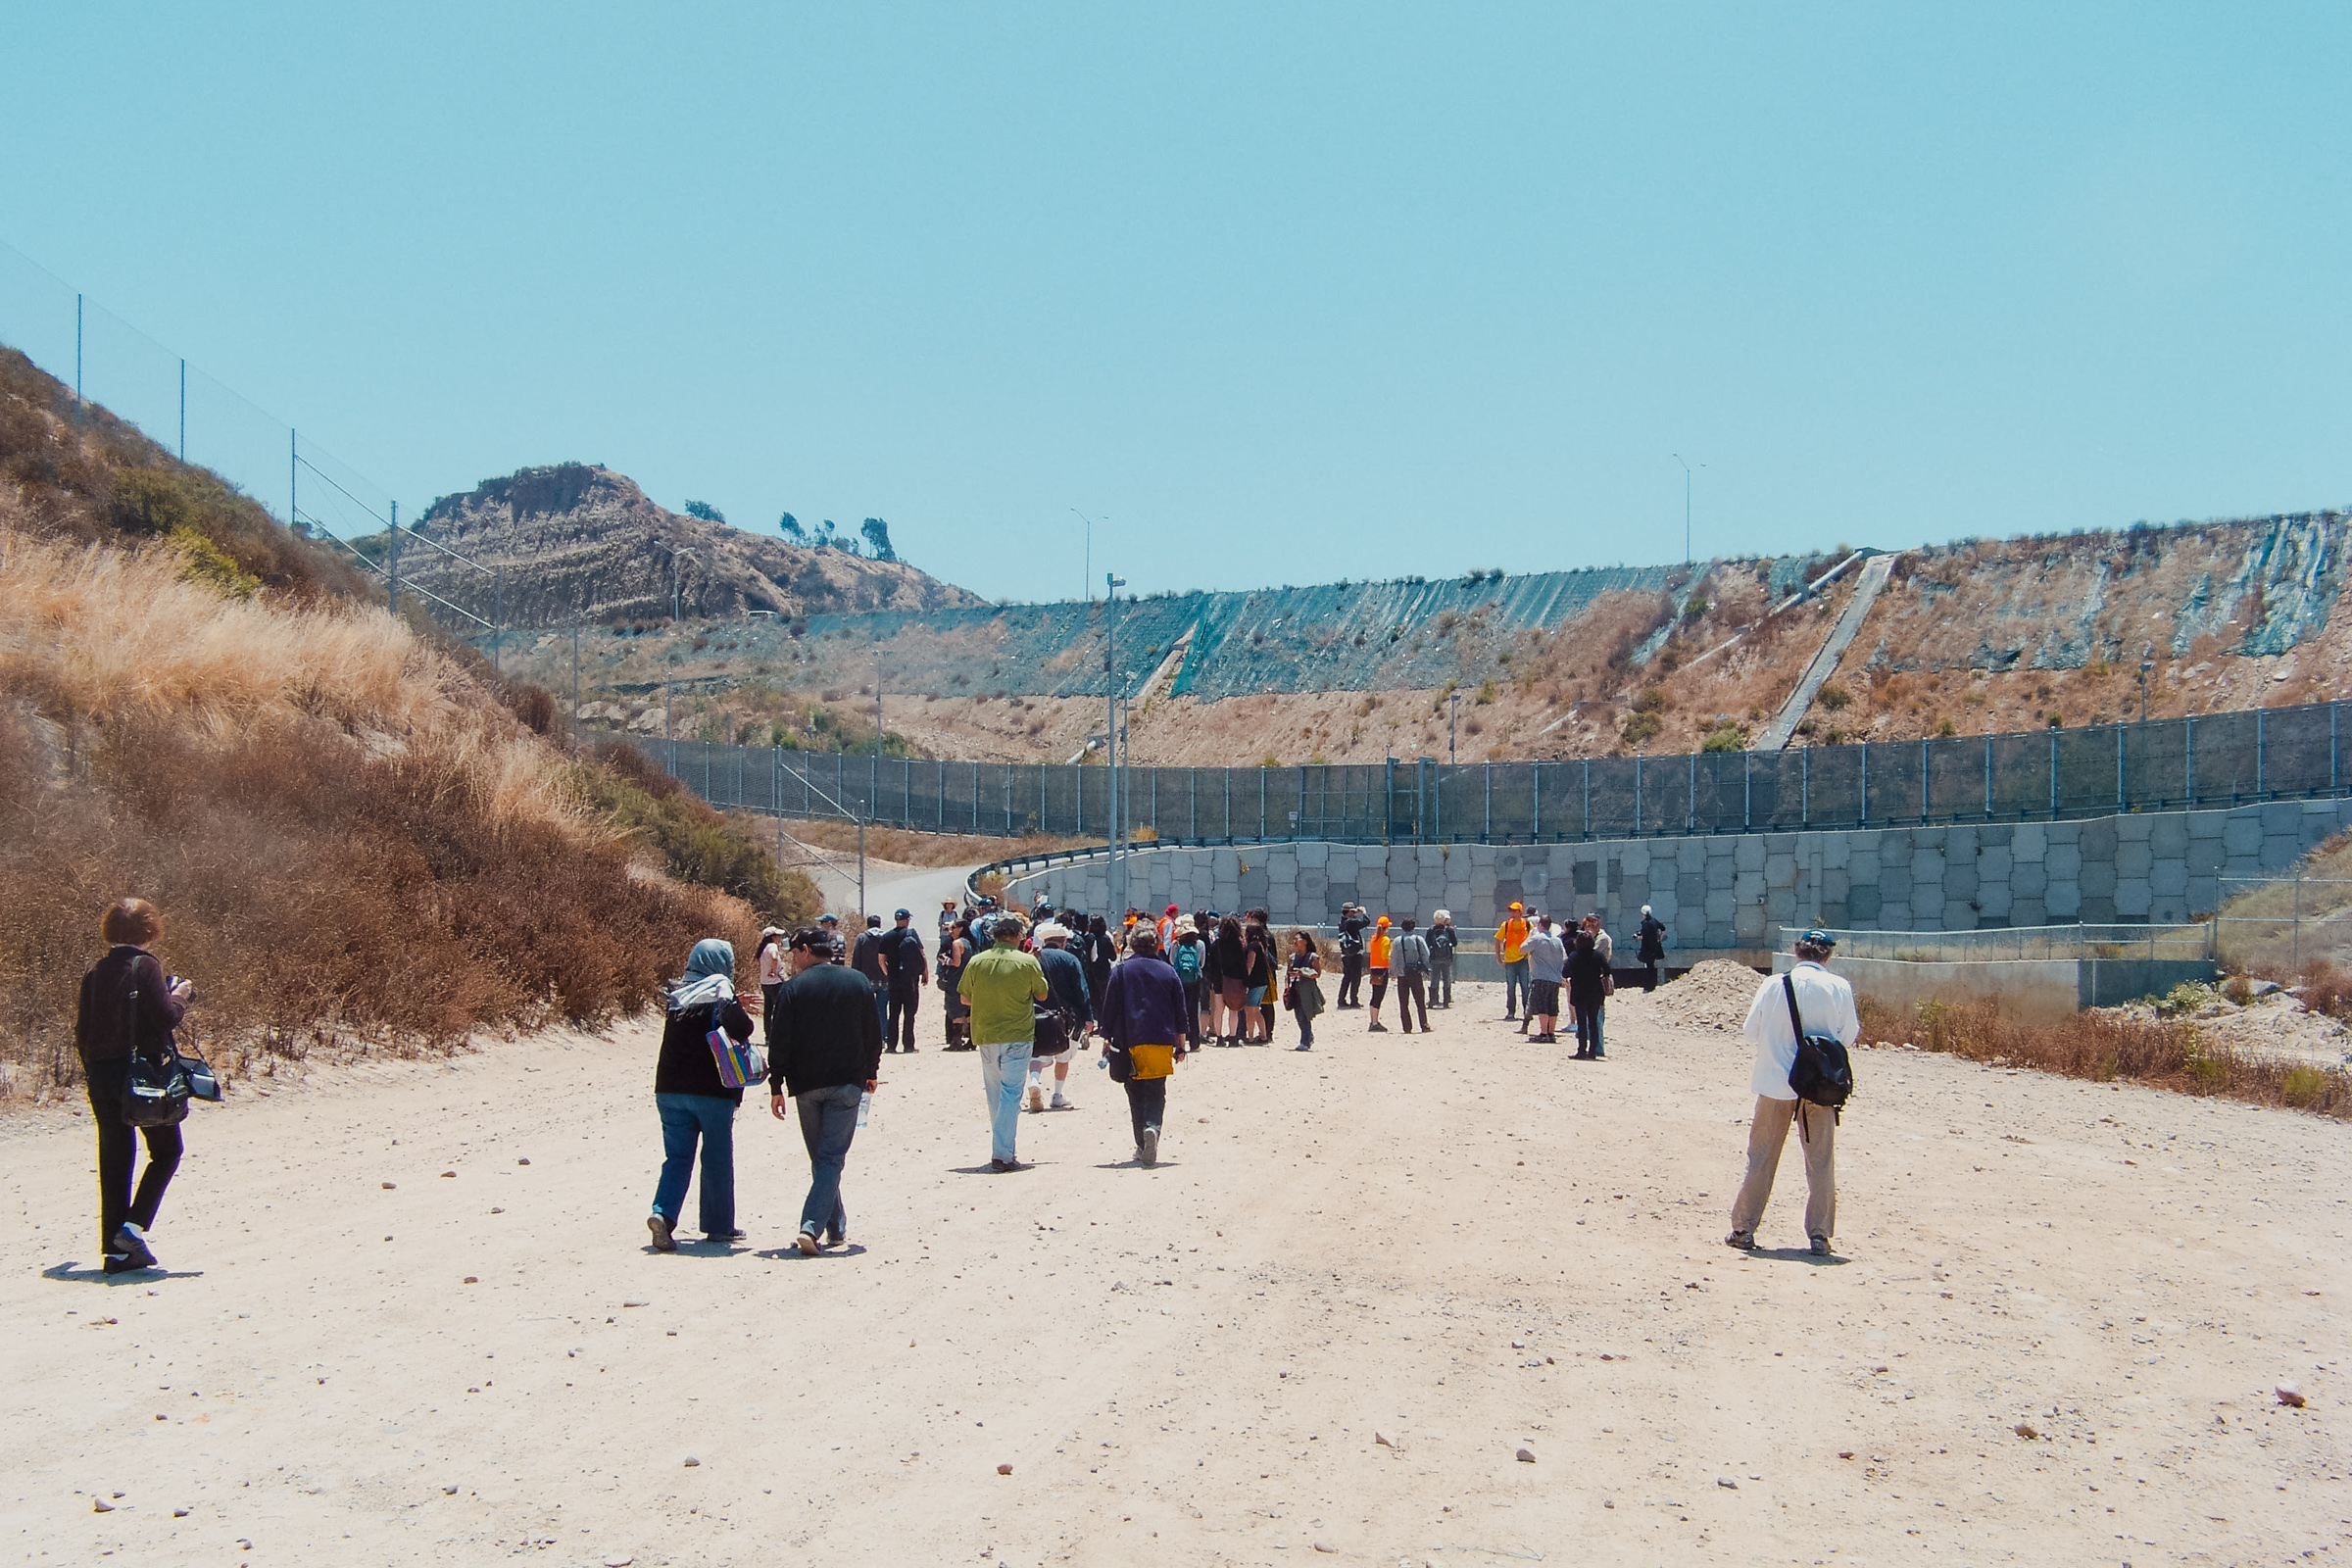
left=0, top=348, right=806, bottom=1100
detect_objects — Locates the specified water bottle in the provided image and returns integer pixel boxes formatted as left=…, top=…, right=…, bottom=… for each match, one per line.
left=856, top=1091, right=872, bottom=1129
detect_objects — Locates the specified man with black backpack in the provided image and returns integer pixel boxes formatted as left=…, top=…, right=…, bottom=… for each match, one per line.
left=1727, top=928, right=1858, bottom=1258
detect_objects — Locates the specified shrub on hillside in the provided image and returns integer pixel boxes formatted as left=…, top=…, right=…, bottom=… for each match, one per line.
left=587, top=742, right=818, bottom=928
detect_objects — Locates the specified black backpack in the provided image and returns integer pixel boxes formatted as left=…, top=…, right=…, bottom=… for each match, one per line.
left=1781, top=973, right=1854, bottom=1120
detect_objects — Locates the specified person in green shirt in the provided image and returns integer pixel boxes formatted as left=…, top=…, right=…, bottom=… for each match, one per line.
left=956, top=913, right=1050, bottom=1172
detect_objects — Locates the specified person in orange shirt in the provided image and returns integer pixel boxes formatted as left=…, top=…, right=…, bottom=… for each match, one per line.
left=1366, top=915, right=1394, bottom=1033
left=1494, top=902, right=1531, bottom=1021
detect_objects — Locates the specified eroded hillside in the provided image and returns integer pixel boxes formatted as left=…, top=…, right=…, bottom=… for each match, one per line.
left=385, top=464, right=983, bottom=627
left=497, top=512, right=2349, bottom=771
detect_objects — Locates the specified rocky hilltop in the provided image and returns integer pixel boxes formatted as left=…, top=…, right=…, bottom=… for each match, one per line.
left=393, top=464, right=982, bottom=628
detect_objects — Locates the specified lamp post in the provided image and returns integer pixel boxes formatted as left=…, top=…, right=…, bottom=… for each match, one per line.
left=2139, top=658, right=2153, bottom=724
left=1105, top=570, right=1128, bottom=910
left=1671, top=453, right=1703, bottom=565
left=1072, top=510, right=1104, bottom=603
left=1448, top=690, right=1459, bottom=764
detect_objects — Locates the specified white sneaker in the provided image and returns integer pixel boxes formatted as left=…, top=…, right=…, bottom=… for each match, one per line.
left=1137, top=1127, right=1159, bottom=1167
left=1026, top=1083, right=1045, bottom=1112
left=1049, top=1094, right=1073, bottom=1110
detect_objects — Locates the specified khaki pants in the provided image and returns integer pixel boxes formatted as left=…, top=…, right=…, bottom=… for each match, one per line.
left=1730, top=1096, right=1836, bottom=1242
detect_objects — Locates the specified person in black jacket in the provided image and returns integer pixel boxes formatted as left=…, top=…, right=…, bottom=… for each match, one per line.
left=1028, top=922, right=1094, bottom=1110
left=1565, top=929, right=1612, bottom=1060
left=1081, top=914, right=1117, bottom=1012
left=767, top=928, right=884, bottom=1255
left=1637, top=906, right=1669, bottom=992
left=648, top=939, right=758, bottom=1252
left=881, top=908, right=929, bottom=1054
left=74, top=898, right=193, bottom=1275
left=1335, top=904, right=1370, bottom=1007
left=851, top=915, right=890, bottom=1040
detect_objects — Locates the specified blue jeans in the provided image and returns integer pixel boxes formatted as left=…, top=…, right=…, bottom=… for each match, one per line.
left=795, top=1083, right=861, bottom=1242
left=1503, top=958, right=1529, bottom=1016
left=653, top=1093, right=736, bottom=1235
left=978, top=1040, right=1031, bottom=1162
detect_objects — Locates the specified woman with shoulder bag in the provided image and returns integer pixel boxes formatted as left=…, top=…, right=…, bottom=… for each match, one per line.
left=647, top=938, right=760, bottom=1251
left=1283, top=929, right=1325, bottom=1052
left=74, top=898, right=193, bottom=1275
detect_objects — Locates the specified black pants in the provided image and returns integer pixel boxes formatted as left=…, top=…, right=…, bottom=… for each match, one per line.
left=1124, top=1075, right=1167, bottom=1146
left=1180, top=980, right=1202, bottom=1046
left=887, top=986, right=921, bottom=1051
left=1338, top=956, right=1365, bottom=1006
left=1369, top=974, right=1389, bottom=1013
left=1642, top=959, right=1660, bottom=993
left=84, top=1058, right=182, bottom=1254
left=1396, top=972, right=1430, bottom=1031
left=1430, top=957, right=1453, bottom=1006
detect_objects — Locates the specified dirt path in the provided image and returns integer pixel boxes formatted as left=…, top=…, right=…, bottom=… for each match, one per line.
left=3, top=982, right=2346, bottom=1565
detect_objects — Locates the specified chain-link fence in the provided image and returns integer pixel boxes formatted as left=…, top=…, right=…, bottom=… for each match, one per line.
left=645, top=699, right=2351, bottom=846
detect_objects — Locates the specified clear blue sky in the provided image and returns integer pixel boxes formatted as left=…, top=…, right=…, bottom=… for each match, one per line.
left=5, top=4, right=2347, bottom=601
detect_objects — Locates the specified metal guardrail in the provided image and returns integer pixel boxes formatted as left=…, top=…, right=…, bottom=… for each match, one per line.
left=637, top=698, right=2352, bottom=848
left=1814, top=923, right=2216, bottom=963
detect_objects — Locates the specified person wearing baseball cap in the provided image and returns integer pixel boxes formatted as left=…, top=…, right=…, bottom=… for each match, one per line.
left=957, top=912, right=1050, bottom=1172
left=880, top=908, right=929, bottom=1054
left=1494, top=902, right=1532, bottom=1021
left=1157, top=903, right=1181, bottom=953
left=815, top=912, right=846, bottom=966
left=1366, top=915, right=1394, bottom=1032
left=1728, top=928, right=1857, bottom=1258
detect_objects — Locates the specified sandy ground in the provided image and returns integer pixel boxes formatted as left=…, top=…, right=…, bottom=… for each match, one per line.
left=5, top=980, right=2348, bottom=1567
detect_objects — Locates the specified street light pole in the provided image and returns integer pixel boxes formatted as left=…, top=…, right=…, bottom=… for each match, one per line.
left=1105, top=569, right=1128, bottom=910
left=2139, top=659, right=2153, bottom=724
left=1672, top=453, right=1703, bottom=565
left=1072, top=510, right=1103, bottom=604
left=1449, top=690, right=1459, bottom=763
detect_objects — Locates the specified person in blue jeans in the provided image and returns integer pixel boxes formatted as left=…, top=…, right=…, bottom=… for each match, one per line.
left=648, top=938, right=758, bottom=1251
left=767, top=927, right=885, bottom=1254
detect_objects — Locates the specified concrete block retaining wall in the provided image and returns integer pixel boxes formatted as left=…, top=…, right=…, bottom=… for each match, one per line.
left=1004, top=797, right=2352, bottom=956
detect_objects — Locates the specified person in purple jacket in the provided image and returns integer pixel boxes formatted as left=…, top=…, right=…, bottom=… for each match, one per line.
left=1098, top=926, right=1188, bottom=1168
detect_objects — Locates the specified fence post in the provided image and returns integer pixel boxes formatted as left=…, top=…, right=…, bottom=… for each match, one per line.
left=2184, top=715, right=2194, bottom=806
left=1583, top=759, right=1592, bottom=840
left=1920, top=737, right=1929, bottom=826
left=2257, top=708, right=2266, bottom=799
left=1260, top=766, right=1267, bottom=840
left=1636, top=755, right=1643, bottom=835
left=1984, top=733, right=1992, bottom=820
left=1532, top=761, right=1541, bottom=841
left=1743, top=749, right=1751, bottom=831
left=1224, top=770, right=1231, bottom=841
left=1802, top=746, right=1809, bottom=825
left=1688, top=752, right=1695, bottom=834
left=1483, top=762, right=1493, bottom=842
left=1860, top=743, right=1869, bottom=827
left=2048, top=729, right=2057, bottom=816
left=2334, top=701, right=2340, bottom=794
left=1190, top=766, right=1198, bottom=839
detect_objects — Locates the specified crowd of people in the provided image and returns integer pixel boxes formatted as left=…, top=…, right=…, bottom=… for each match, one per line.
left=66, top=888, right=1854, bottom=1276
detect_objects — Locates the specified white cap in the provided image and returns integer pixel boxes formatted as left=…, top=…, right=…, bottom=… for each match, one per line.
left=1034, top=922, right=1070, bottom=944
left=1642, top=905, right=1652, bottom=915
left=1433, top=908, right=1450, bottom=921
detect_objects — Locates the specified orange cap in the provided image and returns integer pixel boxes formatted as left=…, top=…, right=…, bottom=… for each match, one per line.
left=1377, top=915, right=1391, bottom=926
left=1508, top=902, right=1524, bottom=910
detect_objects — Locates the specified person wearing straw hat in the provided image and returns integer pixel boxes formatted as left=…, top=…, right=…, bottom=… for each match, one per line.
left=1426, top=909, right=1459, bottom=1008
left=1026, top=921, right=1092, bottom=1111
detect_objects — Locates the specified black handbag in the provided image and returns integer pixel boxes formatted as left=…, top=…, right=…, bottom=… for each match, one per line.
left=116, top=971, right=197, bottom=1127
left=1103, top=1040, right=1133, bottom=1083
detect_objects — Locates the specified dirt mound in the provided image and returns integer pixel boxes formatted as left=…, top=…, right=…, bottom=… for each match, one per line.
left=1622, top=957, right=1767, bottom=1032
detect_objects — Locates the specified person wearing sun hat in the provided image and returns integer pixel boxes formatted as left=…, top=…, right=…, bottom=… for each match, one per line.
left=1727, top=928, right=1858, bottom=1258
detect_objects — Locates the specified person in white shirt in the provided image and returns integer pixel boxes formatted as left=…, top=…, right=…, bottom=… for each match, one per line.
left=1727, top=928, right=1859, bottom=1257
left=1518, top=915, right=1568, bottom=1044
